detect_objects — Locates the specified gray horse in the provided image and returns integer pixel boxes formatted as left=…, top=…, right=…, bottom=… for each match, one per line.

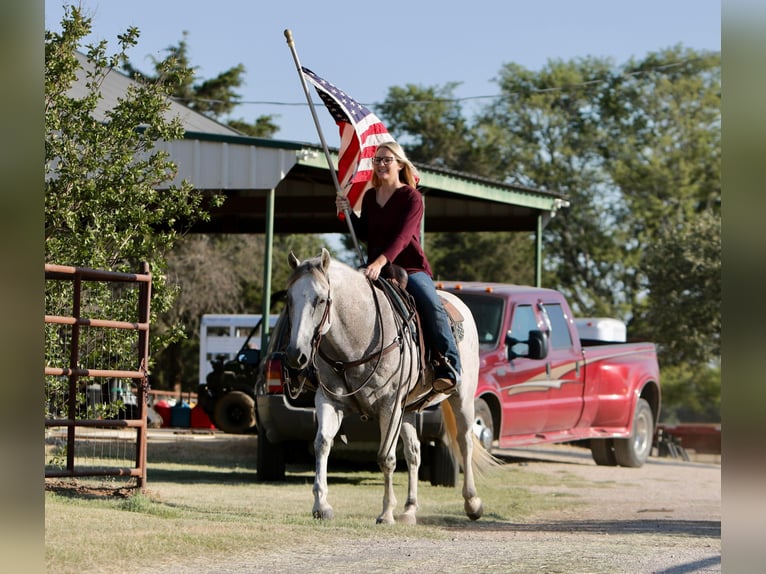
left=284, top=248, right=496, bottom=524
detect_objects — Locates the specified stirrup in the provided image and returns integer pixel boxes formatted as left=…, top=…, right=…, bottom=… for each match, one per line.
left=432, top=376, right=458, bottom=395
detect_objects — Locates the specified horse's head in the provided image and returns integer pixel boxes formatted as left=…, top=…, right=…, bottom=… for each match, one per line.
left=284, top=248, right=333, bottom=370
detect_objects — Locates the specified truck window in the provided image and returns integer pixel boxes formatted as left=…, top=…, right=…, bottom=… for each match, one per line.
left=509, top=304, right=537, bottom=355
left=543, top=303, right=574, bottom=350
left=452, top=293, right=504, bottom=346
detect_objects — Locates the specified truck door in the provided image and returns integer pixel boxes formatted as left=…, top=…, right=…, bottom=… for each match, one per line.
left=497, top=302, right=551, bottom=436
left=538, top=302, right=585, bottom=432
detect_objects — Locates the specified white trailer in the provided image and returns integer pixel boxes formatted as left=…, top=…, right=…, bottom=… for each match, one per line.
left=198, top=314, right=278, bottom=387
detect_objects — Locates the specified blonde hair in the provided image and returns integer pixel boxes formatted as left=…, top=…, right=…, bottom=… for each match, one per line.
left=371, top=141, right=420, bottom=189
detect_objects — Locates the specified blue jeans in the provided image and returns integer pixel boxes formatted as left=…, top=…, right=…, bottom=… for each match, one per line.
left=405, top=272, right=461, bottom=376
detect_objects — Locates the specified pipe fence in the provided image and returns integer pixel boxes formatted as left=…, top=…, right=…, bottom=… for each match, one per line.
left=44, top=263, right=151, bottom=491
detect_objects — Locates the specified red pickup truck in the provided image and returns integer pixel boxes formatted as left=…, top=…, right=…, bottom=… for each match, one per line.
left=437, top=281, right=660, bottom=469
left=254, top=281, right=661, bottom=484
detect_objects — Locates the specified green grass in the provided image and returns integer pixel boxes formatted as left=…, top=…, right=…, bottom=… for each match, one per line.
left=45, top=438, right=588, bottom=573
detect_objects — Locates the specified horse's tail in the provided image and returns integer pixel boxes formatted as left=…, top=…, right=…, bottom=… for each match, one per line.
left=441, top=400, right=503, bottom=477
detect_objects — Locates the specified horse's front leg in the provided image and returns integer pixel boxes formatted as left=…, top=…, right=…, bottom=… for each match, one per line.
left=397, top=412, right=420, bottom=525
left=313, top=395, right=343, bottom=520
left=375, top=412, right=401, bottom=525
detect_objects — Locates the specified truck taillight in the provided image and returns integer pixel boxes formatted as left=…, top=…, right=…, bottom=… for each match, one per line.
left=265, top=357, right=284, bottom=394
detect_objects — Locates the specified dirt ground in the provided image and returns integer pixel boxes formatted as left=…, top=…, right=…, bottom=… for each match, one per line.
left=154, top=436, right=721, bottom=574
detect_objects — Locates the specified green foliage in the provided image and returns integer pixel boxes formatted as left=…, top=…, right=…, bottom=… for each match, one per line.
left=427, top=232, right=535, bottom=285
left=46, top=8, right=212, bottom=265
left=378, top=83, right=474, bottom=169
left=226, top=116, right=280, bottom=137
left=123, top=31, right=278, bottom=138
left=480, top=56, right=638, bottom=317
left=44, top=6, right=223, bottom=380
left=378, top=47, right=720, bottom=420
left=658, top=363, right=721, bottom=423
left=639, top=211, right=721, bottom=366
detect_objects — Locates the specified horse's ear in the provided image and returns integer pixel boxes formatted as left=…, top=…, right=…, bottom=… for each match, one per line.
left=288, top=251, right=300, bottom=270
left=320, top=248, right=331, bottom=272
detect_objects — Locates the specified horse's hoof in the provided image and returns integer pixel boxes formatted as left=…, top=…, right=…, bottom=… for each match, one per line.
left=397, top=512, right=417, bottom=525
left=375, top=515, right=395, bottom=525
left=465, top=497, right=484, bottom=521
left=313, top=508, right=334, bottom=520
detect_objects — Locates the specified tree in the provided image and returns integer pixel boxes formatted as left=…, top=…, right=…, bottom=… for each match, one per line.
left=45, top=6, right=222, bottom=360
left=427, top=232, right=535, bottom=285
left=123, top=32, right=278, bottom=138
left=477, top=56, right=636, bottom=317
left=599, top=48, right=721, bottom=421
left=379, top=48, right=721, bottom=420
left=376, top=83, right=535, bottom=282
left=378, top=83, right=474, bottom=169
left=640, top=211, right=721, bottom=422
left=153, top=233, right=330, bottom=391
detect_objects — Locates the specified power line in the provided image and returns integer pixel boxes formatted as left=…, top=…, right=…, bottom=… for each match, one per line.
left=171, top=56, right=717, bottom=109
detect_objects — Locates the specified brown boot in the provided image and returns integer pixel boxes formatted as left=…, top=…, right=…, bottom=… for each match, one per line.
left=432, top=376, right=458, bottom=395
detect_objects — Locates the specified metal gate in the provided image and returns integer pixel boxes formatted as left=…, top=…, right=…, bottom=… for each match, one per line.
left=44, top=263, right=151, bottom=491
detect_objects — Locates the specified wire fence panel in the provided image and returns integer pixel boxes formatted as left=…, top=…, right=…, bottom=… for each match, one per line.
left=44, top=263, right=151, bottom=491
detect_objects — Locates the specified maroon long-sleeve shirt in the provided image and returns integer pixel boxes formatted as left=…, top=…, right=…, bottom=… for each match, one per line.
left=350, top=185, right=433, bottom=277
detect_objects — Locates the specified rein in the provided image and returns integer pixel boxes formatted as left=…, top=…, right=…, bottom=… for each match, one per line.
left=313, top=277, right=402, bottom=400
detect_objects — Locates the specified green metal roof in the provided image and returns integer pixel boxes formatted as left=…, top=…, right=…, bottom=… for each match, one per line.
left=171, top=131, right=569, bottom=235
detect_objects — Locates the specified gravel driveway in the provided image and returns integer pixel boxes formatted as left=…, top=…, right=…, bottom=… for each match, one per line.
left=179, top=442, right=721, bottom=574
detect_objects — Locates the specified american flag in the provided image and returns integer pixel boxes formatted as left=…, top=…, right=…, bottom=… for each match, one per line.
left=301, top=67, right=395, bottom=217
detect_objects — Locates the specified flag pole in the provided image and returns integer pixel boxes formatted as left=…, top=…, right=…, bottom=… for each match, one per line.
left=283, top=29, right=366, bottom=266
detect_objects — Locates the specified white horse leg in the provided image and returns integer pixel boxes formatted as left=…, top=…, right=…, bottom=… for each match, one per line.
left=375, top=413, right=401, bottom=525
left=397, top=413, right=420, bottom=525
left=450, top=395, right=484, bottom=521
left=312, top=396, right=343, bottom=520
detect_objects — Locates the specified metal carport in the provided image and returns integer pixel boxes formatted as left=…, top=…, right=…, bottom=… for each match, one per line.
left=156, top=131, right=570, bottom=342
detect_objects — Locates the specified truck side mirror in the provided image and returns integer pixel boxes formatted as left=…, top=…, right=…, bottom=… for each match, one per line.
left=505, top=329, right=549, bottom=361
left=527, top=330, right=549, bottom=360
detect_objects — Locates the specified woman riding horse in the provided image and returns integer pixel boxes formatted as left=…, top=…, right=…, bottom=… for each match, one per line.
left=335, top=141, right=461, bottom=395
left=284, top=249, right=491, bottom=524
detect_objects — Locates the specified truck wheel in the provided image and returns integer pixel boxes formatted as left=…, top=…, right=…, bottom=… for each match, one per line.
left=213, top=391, right=256, bottom=434
left=590, top=438, right=618, bottom=466
left=256, top=425, right=286, bottom=481
left=473, top=398, right=494, bottom=453
left=614, top=398, right=654, bottom=468
left=429, top=440, right=458, bottom=487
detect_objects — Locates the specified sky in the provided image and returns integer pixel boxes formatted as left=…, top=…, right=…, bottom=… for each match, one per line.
left=44, top=0, right=721, bottom=145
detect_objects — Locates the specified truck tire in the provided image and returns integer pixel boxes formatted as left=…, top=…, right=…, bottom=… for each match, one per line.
left=590, top=438, right=618, bottom=466
left=212, top=391, right=256, bottom=434
left=429, top=440, right=458, bottom=487
left=256, top=426, right=286, bottom=481
left=613, top=398, right=654, bottom=468
left=473, top=398, right=494, bottom=453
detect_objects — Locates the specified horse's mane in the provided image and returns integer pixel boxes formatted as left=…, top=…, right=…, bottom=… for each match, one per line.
left=286, top=252, right=360, bottom=289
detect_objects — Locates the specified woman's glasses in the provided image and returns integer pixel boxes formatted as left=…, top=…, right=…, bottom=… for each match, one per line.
left=371, top=157, right=397, bottom=166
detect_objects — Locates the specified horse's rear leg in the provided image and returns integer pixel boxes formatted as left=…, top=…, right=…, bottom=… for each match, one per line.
left=449, top=395, right=484, bottom=521
left=313, top=397, right=343, bottom=520
left=397, top=415, right=420, bottom=525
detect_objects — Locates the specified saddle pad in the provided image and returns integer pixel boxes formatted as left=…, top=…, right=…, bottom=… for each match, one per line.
left=440, top=297, right=464, bottom=323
